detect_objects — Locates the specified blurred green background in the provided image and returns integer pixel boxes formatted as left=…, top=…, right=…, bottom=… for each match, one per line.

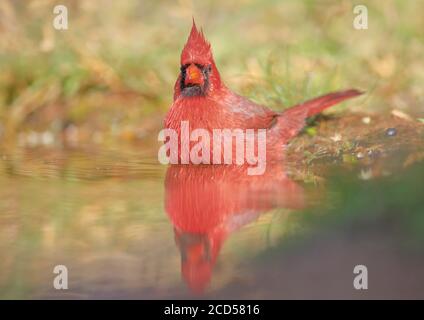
left=1, top=0, right=423, bottom=148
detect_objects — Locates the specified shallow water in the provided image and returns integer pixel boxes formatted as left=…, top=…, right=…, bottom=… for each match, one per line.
left=0, top=146, right=313, bottom=298
left=0, top=115, right=423, bottom=299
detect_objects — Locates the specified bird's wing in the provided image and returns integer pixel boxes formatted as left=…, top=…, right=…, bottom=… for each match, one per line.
left=214, top=88, right=362, bottom=144
left=218, top=91, right=279, bottom=129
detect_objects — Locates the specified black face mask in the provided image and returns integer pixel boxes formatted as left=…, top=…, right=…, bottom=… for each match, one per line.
left=180, top=64, right=211, bottom=97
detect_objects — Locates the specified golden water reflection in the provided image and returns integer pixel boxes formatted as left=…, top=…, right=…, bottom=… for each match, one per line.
left=0, top=148, right=307, bottom=298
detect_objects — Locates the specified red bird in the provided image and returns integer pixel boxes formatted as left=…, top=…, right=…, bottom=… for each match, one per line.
left=165, top=21, right=362, bottom=162
left=165, top=163, right=305, bottom=293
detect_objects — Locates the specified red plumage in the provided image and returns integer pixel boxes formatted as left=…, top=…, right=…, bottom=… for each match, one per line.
left=165, top=21, right=363, bottom=161
left=165, top=163, right=305, bottom=293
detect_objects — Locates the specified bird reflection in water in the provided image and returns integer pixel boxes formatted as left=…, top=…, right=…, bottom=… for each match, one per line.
left=164, top=162, right=305, bottom=294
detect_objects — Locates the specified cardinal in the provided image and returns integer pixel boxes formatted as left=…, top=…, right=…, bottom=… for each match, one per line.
left=164, top=20, right=363, bottom=164
left=165, top=163, right=305, bottom=293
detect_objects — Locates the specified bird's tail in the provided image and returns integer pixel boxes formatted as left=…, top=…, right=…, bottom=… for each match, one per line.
left=273, top=89, right=363, bottom=143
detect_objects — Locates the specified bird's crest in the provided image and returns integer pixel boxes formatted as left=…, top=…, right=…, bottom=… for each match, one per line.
left=181, top=19, right=213, bottom=66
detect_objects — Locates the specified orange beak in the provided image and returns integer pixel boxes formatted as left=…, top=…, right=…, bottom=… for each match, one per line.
left=184, top=64, right=204, bottom=86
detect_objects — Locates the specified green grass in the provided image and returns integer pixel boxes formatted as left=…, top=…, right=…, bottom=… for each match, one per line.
left=0, top=0, right=423, bottom=144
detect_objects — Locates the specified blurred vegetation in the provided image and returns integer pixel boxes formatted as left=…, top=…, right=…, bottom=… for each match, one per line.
left=0, top=0, right=423, bottom=147
left=292, top=161, right=424, bottom=244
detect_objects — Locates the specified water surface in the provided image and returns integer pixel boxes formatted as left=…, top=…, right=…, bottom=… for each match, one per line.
left=1, top=115, right=423, bottom=299
left=0, top=146, right=312, bottom=298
